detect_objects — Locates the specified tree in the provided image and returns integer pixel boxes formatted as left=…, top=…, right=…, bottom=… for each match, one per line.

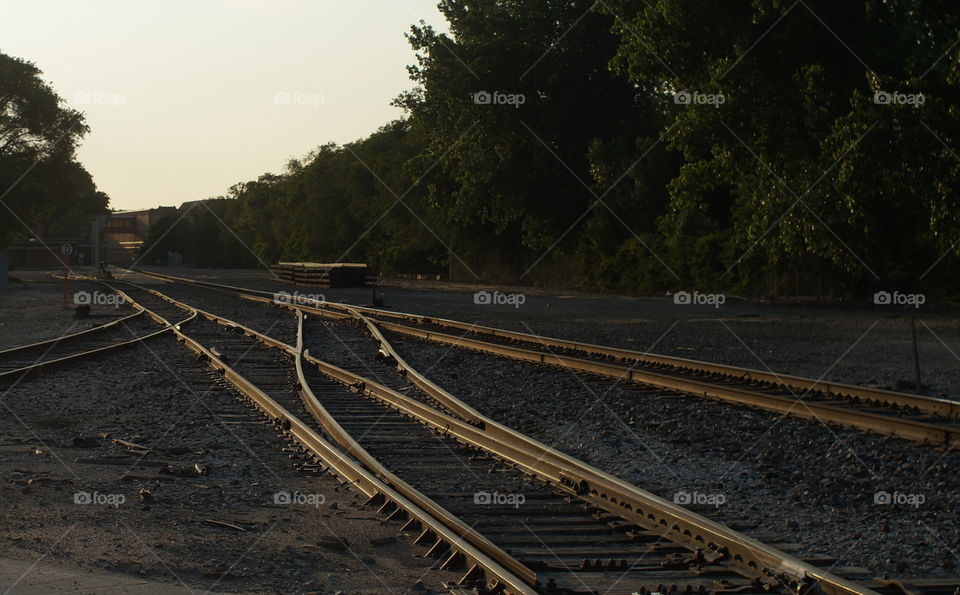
left=396, top=0, right=666, bottom=282
left=0, top=52, right=105, bottom=248
left=599, top=0, right=960, bottom=293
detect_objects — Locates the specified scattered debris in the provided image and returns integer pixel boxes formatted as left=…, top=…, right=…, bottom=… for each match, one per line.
left=203, top=519, right=246, bottom=532
left=160, top=463, right=209, bottom=477
left=113, top=438, right=149, bottom=452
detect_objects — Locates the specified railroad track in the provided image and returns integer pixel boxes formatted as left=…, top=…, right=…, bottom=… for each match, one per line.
left=0, top=282, right=193, bottom=387
left=99, top=274, right=960, bottom=594
left=125, top=268, right=960, bottom=450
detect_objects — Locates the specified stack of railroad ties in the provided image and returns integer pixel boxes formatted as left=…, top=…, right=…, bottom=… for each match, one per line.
left=270, top=262, right=372, bottom=288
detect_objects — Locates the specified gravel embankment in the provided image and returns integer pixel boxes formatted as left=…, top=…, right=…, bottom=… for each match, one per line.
left=385, top=332, right=960, bottom=578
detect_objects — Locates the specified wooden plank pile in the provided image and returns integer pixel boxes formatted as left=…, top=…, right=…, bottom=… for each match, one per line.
left=270, top=262, right=372, bottom=288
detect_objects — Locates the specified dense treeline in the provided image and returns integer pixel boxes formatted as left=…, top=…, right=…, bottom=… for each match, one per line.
left=145, top=1, right=960, bottom=296
left=0, top=53, right=108, bottom=247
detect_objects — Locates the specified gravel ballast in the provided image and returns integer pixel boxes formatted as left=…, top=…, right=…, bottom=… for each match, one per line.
left=7, top=269, right=959, bottom=585
left=0, top=279, right=458, bottom=593
left=382, top=332, right=960, bottom=578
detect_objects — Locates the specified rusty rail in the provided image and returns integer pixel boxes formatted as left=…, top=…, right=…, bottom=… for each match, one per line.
left=367, top=318, right=960, bottom=448
left=125, top=267, right=960, bottom=422
left=119, top=275, right=874, bottom=595
left=0, top=287, right=191, bottom=386
left=115, top=283, right=536, bottom=594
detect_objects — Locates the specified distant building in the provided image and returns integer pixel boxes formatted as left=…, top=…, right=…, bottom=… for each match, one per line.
left=176, top=199, right=207, bottom=213
left=6, top=226, right=86, bottom=269
left=101, top=206, right=177, bottom=264
left=5, top=203, right=192, bottom=269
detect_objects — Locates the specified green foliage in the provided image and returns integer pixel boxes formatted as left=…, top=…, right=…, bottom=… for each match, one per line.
left=0, top=52, right=107, bottom=248
left=146, top=1, right=960, bottom=296
left=599, top=0, right=960, bottom=293
left=145, top=122, right=447, bottom=274
left=395, top=0, right=667, bottom=280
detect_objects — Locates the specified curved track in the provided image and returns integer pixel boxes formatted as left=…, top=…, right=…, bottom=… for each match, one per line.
left=0, top=283, right=193, bottom=387
left=105, top=273, right=930, bottom=595
left=126, top=268, right=960, bottom=449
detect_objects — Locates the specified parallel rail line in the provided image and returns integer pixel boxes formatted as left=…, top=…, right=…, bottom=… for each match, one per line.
left=124, top=268, right=960, bottom=449
left=108, top=276, right=886, bottom=594
left=0, top=284, right=193, bottom=387
left=0, top=272, right=946, bottom=591
left=111, top=282, right=538, bottom=594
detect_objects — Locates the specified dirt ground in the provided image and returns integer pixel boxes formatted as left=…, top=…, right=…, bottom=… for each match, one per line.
left=0, top=275, right=120, bottom=351
left=0, top=274, right=458, bottom=594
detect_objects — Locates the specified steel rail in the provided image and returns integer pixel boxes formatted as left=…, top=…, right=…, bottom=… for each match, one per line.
left=367, top=315, right=960, bottom=420
left=335, top=306, right=873, bottom=595
left=0, top=288, right=192, bottom=386
left=257, top=293, right=960, bottom=448
left=367, top=319, right=960, bottom=448
left=0, top=309, right=145, bottom=359
left=125, top=267, right=960, bottom=420
left=120, top=272, right=960, bottom=591
left=115, top=284, right=536, bottom=594
left=122, top=279, right=871, bottom=594
left=292, top=311, right=538, bottom=589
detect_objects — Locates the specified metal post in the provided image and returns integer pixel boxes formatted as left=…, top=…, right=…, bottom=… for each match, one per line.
left=911, top=316, right=923, bottom=394
left=0, top=252, right=8, bottom=289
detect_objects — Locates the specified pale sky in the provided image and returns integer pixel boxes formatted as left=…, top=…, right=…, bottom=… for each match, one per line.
left=1, top=0, right=447, bottom=211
